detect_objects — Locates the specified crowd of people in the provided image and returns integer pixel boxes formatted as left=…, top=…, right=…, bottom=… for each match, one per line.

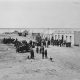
left=28, top=35, right=71, bottom=59
left=1, top=34, right=72, bottom=60
left=36, top=46, right=48, bottom=59
left=27, top=41, right=48, bottom=59
left=51, top=36, right=71, bottom=47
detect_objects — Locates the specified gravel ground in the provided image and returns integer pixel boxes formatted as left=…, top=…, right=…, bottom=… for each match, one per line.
left=0, top=43, right=80, bottom=80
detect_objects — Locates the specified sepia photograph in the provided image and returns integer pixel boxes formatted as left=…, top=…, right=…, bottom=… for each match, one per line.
left=0, top=0, right=80, bottom=80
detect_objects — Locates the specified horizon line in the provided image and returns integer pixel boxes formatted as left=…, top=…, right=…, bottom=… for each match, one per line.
left=0, top=28, right=80, bottom=29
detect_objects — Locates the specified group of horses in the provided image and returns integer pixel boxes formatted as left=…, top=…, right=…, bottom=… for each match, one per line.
left=2, top=37, right=35, bottom=53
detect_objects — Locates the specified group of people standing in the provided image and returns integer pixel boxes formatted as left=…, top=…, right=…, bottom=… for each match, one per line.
left=29, top=45, right=48, bottom=59
left=28, top=35, right=71, bottom=59
left=29, top=39, right=48, bottom=60
left=51, top=36, right=71, bottom=47
left=36, top=46, right=48, bottom=59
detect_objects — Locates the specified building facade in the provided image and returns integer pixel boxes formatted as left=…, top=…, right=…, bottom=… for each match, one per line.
left=74, top=31, right=80, bottom=46
left=1, top=28, right=80, bottom=45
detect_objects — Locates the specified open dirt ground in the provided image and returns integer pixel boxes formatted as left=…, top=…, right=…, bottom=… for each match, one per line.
left=0, top=42, right=80, bottom=80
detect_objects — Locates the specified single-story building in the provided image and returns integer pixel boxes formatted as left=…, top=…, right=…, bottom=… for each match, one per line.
left=74, top=31, right=80, bottom=46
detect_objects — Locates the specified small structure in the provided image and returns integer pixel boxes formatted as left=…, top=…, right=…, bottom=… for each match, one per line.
left=22, top=30, right=28, bottom=36
left=74, top=31, right=80, bottom=46
left=12, top=30, right=19, bottom=34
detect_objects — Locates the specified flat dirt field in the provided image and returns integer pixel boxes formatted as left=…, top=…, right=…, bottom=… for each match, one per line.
left=0, top=35, right=80, bottom=80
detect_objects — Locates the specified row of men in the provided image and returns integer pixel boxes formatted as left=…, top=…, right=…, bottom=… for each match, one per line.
left=51, top=39, right=65, bottom=47
left=36, top=36, right=71, bottom=48
left=40, top=39, right=71, bottom=47
left=51, top=39, right=71, bottom=47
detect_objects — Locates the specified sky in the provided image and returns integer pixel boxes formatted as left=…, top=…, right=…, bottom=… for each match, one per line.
left=0, top=0, right=80, bottom=28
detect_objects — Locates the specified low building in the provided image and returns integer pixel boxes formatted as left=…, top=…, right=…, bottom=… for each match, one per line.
left=74, top=31, right=80, bottom=46
left=12, top=30, right=19, bottom=34
left=22, top=30, right=28, bottom=36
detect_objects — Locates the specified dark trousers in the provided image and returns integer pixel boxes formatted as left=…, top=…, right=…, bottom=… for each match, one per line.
left=42, top=52, right=44, bottom=59
left=45, top=50, right=47, bottom=58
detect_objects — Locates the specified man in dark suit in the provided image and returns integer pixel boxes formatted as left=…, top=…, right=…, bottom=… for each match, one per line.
left=42, top=50, right=44, bottom=59
left=30, top=49, right=34, bottom=59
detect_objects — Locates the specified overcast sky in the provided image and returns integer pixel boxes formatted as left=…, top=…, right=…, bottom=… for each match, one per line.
left=0, top=0, right=80, bottom=28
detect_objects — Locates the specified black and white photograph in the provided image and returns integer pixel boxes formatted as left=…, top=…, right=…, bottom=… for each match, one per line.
left=0, top=0, right=80, bottom=80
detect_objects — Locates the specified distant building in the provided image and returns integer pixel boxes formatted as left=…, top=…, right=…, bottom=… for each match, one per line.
left=22, top=30, right=28, bottom=36
left=12, top=30, right=19, bottom=34
left=74, top=31, right=80, bottom=46
left=2, top=28, right=80, bottom=45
